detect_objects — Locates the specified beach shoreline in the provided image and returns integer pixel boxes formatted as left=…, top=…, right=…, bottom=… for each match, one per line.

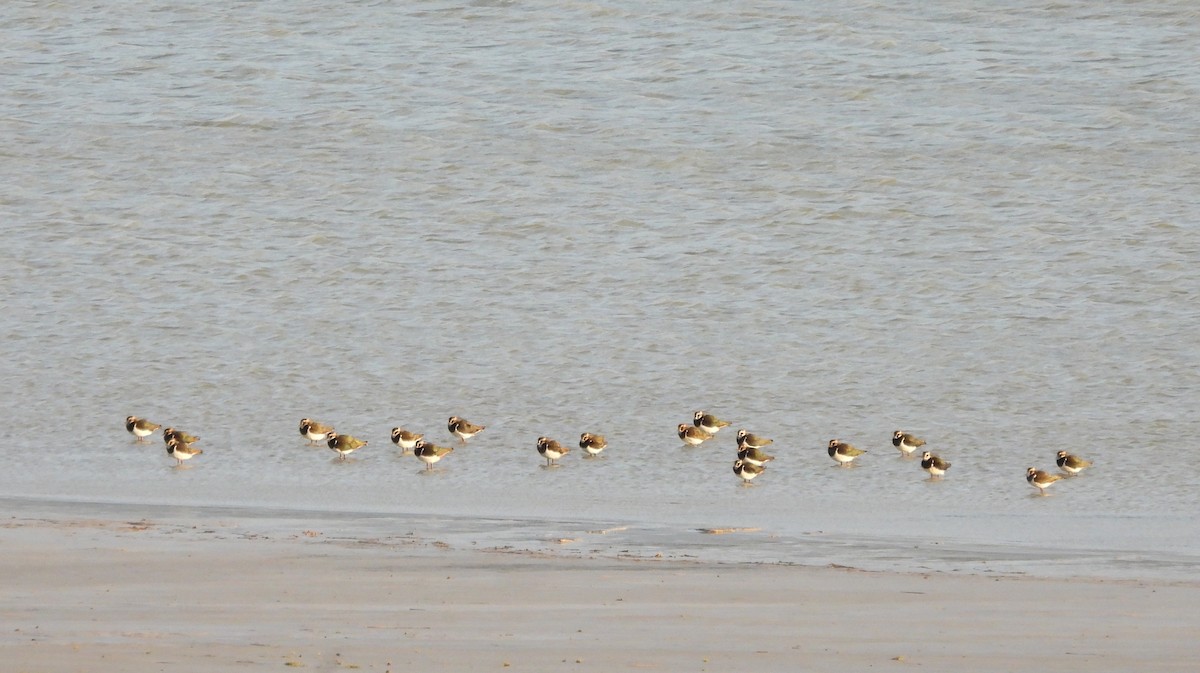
left=3, top=494, right=1196, bottom=582
left=2, top=505, right=1197, bottom=672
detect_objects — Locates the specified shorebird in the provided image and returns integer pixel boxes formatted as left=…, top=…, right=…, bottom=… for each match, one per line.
left=300, top=418, right=333, bottom=446
left=1027, top=467, right=1064, bottom=495
left=126, top=416, right=161, bottom=443
left=391, top=427, right=423, bottom=453
left=828, top=439, right=866, bottom=467
left=165, top=437, right=202, bottom=466
left=537, top=436, right=569, bottom=466
left=325, top=431, right=367, bottom=461
left=737, top=446, right=775, bottom=468
left=579, top=432, right=607, bottom=457
left=736, top=429, right=774, bottom=450
left=678, top=423, right=713, bottom=446
left=162, top=428, right=200, bottom=446
left=414, top=439, right=454, bottom=471
left=448, top=416, right=485, bottom=444
left=1056, top=451, right=1093, bottom=476
left=693, top=411, right=732, bottom=434
left=892, top=430, right=925, bottom=457
left=920, top=451, right=951, bottom=478
left=732, top=458, right=764, bottom=484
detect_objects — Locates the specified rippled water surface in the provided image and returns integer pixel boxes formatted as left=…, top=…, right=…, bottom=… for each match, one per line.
left=3, top=0, right=1199, bottom=577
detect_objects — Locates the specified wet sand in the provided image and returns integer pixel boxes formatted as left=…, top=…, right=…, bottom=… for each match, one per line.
left=2, top=512, right=1196, bottom=672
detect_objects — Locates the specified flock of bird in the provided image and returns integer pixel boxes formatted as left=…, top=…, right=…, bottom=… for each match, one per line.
left=125, top=411, right=1094, bottom=495
left=681, top=413, right=1090, bottom=494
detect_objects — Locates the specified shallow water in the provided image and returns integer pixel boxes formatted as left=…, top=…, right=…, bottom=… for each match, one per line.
left=3, top=0, right=1199, bottom=579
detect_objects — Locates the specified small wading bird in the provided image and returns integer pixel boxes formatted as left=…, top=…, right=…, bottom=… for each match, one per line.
left=736, top=429, right=774, bottom=450
left=579, top=432, right=607, bottom=457
left=892, top=430, right=925, bottom=457
left=1026, top=467, right=1064, bottom=495
left=920, top=451, right=950, bottom=478
left=828, top=439, right=866, bottom=467
left=732, top=458, right=764, bottom=484
left=166, top=437, right=202, bottom=466
left=414, top=439, right=454, bottom=471
left=737, top=445, right=775, bottom=468
left=448, top=416, right=485, bottom=444
left=678, top=423, right=713, bottom=446
left=391, top=427, right=423, bottom=453
left=1055, top=450, right=1093, bottom=476
left=326, top=431, right=367, bottom=461
left=163, top=428, right=200, bottom=445
left=126, top=416, right=161, bottom=443
left=300, top=418, right=333, bottom=446
left=537, top=436, right=569, bottom=466
left=693, top=411, right=732, bottom=435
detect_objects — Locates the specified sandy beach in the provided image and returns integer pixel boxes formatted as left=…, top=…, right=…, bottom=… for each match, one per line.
left=2, top=509, right=1196, bottom=673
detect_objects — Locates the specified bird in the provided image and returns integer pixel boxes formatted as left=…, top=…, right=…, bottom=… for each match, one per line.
left=732, top=458, right=764, bottom=484
left=1056, top=451, right=1093, bottom=476
left=414, top=439, right=454, bottom=471
left=920, top=451, right=951, bottom=478
left=678, top=423, right=713, bottom=446
left=165, top=437, right=202, bottom=465
left=579, top=432, right=607, bottom=457
left=126, top=416, right=161, bottom=443
left=325, top=431, right=367, bottom=460
left=737, top=446, right=775, bottom=467
left=693, top=411, right=732, bottom=434
left=448, top=416, right=485, bottom=444
left=1027, top=467, right=1065, bottom=495
left=300, top=418, right=334, bottom=446
left=537, top=436, right=569, bottom=466
left=736, top=429, right=774, bottom=450
left=828, top=439, right=866, bottom=467
left=892, top=431, right=925, bottom=457
left=391, top=427, right=424, bottom=453
left=162, top=428, right=200, bottom=445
